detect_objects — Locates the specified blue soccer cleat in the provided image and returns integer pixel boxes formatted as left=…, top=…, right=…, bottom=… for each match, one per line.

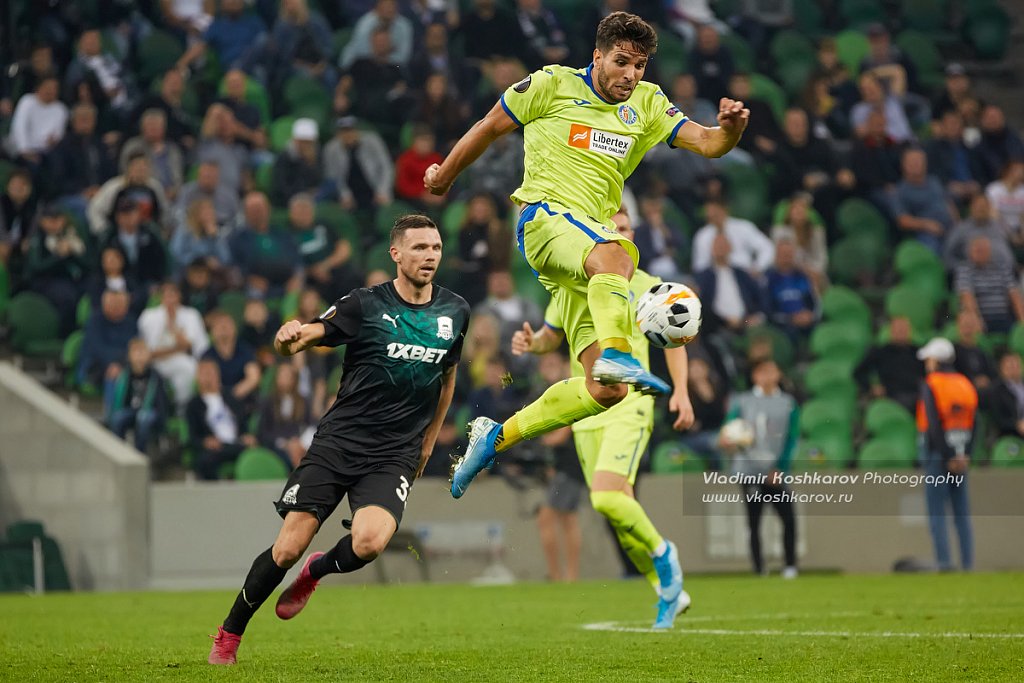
left=450, top=417, right=502, bottom=499
left=653, top=588, right=691, bottom=629
left=652, top=540, right=683, bottom=602
left=591, top=348, right=671, bottom=396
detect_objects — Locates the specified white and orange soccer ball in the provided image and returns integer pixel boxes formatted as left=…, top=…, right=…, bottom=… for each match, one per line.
left=635, top=282, right=702, bottom=348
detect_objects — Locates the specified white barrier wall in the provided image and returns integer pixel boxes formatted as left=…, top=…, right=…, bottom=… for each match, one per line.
left=0, top=363, right=149, bottom=591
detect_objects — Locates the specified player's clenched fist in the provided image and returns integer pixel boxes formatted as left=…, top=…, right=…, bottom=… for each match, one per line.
left=423, top=163, right=450, bottom=196
left=511, top=321, right=535, bottom=356
left=717, top=97, right=750, bottom=134
left=275, top=320, right=304, bottom=346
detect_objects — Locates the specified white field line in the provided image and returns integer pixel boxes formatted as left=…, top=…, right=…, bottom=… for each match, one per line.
left=583, top=620, right=1024, bottom=638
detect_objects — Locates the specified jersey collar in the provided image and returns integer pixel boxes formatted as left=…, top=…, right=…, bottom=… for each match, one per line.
left=575, top=63, right=615, bottom=105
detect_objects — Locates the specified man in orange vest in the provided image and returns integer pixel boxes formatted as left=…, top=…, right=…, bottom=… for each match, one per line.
left=916, top=337, right=978, bottom=571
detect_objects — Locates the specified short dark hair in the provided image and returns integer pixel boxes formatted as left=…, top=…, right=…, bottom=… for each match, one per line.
left=595, top=11, right=658, bottom=56
left=389, top=214, right=438, bottom=245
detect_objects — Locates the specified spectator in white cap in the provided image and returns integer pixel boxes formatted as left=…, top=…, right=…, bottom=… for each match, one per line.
left=271, top=118, right=326, bottom=206
left=915, top=336, right=978, bottom=571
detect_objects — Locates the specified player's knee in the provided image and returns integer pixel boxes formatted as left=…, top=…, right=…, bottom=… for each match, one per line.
left=589, top=381, right=628, bottom=407
left=352, top=531, right=389, bottom=561
left=589, top=490, right=622, bottom=520
left=272, top=541, right=306, bottom=568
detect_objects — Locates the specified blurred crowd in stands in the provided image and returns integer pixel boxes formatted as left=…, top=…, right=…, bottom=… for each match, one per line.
left=1, top=0, right=1023, bottom=480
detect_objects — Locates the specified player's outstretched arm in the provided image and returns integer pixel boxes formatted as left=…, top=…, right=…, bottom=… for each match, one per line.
left=418, top=365, right=457, bottom=478
left=424, top=101, right=519, bottom=196
left=510, top=321, right=564, bottom=356
left=672, top=97, right=750, bottom=159
left=664, top=345, right=695, bottom=431
left=274, top=320, right=326, bottom=357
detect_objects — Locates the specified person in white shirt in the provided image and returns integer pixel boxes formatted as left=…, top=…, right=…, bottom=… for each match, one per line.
left=691, top=198, right=775, bottom=276
left=137, top=280, right=210, bottom=407
left=8, top=76, right=68, bottom=164
left=985, top=160, right=1024, bottom=247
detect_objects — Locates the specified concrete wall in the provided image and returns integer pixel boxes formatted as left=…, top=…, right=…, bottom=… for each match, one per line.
left=0, top=363, right=149, bottom=591
left=151, top=469, right=1024, bottom=590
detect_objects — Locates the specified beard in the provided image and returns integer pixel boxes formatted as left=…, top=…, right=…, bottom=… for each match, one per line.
left=402, top=264, right=436, bottom=288
left=596, top=69, right=633, bottom=103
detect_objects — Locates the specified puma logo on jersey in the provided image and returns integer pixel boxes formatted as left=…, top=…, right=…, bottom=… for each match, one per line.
left=386, top=342, right=449, bottom=364
left=567, top=124, right=632, bottom=158
left=382, top=313, right=399, bottom=328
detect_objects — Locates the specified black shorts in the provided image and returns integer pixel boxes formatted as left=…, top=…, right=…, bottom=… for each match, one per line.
left=274, top=449, right=417, bottom=528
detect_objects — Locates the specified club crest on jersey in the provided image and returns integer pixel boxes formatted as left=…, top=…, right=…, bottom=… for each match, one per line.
left=618, top=104, right=639, bottom=125
left=437, top=316, right=454, bottom=340
left=666, top=106, right=680, bottom=117
left=513, top=75, right=532, bottom=93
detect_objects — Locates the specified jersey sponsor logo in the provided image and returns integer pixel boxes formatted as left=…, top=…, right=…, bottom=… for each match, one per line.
left=382, top=313, right=399, bottom=328
left=513, top=75, right=532, bottom=93
left=282, top=484, right=300, bottom=505
left=320, top=305, right=337, bottom=320
left=567, top=124, right=632, bottom=158
left=617, top=104, right=639, bottom=125
left=436, top=316, right=453, bottom=340
left=666, top=106, right=680, bottom=117
left=386, top=342, right=449, bottom=364
left=572, top=98, right=591, bottom=106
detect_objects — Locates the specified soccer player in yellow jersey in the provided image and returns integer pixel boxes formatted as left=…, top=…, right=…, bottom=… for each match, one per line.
left=513, top=208, right=695, bottom=628
left=424, top=11, right=746, bottom=613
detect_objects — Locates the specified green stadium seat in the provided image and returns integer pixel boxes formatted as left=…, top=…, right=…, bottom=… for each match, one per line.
left=964, top=5, right=1011, bottom=60
left=375, top=200, right=417, bottom=237
left=858, top=434, right=918, bottom=468
left=6, top=521, right=45, bottom=542
left=721, top=32, right=755, bottom=72
left=720, top=163, right=770, bottom=225
left=834, top=29, right=871, bottom=75
left=254, top=162, right=274, bottom=194
left=803, top=360, right=858, bottom=396
left=651, top=442, right=706, bottom=473
left=217, top=291, right=248, bottom=329
left=895, top=30, right=945, bottom=91
left=776, top=59, right=816, bottom=97
left=795, top=430, right=854, bottom=469
left=655, top=30, right=688, bottom=82
left=1008, top=323, right=1024, bottom=358
left=441, top=200, right=467, bottom=241
left=800, top=397, right=854, bottom=438
left=750, top=74, right=786, bottom=124
left=740, top=325, right=796, bottom=371
left=991, top=436, right=1024, bottom=467
left=770, top=30, right=817, bottom=67
left=836, top=198, right=889, bottom=240
left=235, top=447, right=291, bottom=480
left=8, top=292, right=63, bottom=357
left=793, top=0, right=824, bottom=35
left=137, top=30, right=184, bottom=86
left=900, top=0, right=949, bottom=34
left=840, top=0, right=886, bottom=29
left=810, top=321, right=872, bottom=363
left=885, top=284, right=938, bottom=334
left=820, top=286, right=872, bottom=330
left=0, top=260, right=9, bottom=324
left=270, top=116, right=298, bottom=152
left=864, top=398, right=915, bottom=437
left=829, top=233, right=887, bottom=287
left=61, top=330, right=85, bottom=385
left=894, top=238, right=942, bottom=278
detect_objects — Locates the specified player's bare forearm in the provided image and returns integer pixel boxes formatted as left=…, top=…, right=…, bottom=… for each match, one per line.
left=419, top=366, right=457, bottom=477
left=274, top=321, right=326, bottom=357
left=665, top=345, right=689, bottom=393
left=531, top=326, right=564, bottom=355
left=424, top=102, right=518, bottom=195
left=673, top=99, right=749, bottom=158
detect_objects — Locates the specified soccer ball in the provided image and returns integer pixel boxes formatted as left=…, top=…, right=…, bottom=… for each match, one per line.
left=635, top=282, right=702, bottom=348
left=719, top=419, right=755, bottom=448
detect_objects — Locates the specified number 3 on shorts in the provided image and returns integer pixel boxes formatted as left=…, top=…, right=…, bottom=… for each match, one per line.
left=395, top=475, right=411, bottom=505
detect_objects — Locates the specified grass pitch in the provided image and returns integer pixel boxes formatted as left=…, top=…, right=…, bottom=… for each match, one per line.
left=2, top=573, right=1023, bottom=682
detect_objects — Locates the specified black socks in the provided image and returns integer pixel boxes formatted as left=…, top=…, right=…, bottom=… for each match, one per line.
left=309, top=535, right=370, bottom=579
left=223, top=547, right=288, bottom=636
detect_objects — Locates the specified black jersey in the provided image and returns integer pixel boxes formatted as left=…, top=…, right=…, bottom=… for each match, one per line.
left=310, top=281, right=470, bottom=466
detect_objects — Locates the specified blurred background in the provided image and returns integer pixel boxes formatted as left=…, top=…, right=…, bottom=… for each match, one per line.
left=0, top=0, right=1023, bottom=593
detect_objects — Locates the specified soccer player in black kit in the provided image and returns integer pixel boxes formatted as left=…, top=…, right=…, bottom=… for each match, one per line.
left=209, top=215, right=470, bottom=665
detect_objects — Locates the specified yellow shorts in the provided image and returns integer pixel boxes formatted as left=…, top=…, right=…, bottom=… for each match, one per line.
left=572, top=392, right=654, bottom=486
left=517, top=199, right=639, bottom=361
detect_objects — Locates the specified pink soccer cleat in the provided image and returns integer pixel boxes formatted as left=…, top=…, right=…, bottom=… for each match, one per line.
left=208, top=625, right=242, bottom=665
left=275, top=551, right=324, bottom=620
